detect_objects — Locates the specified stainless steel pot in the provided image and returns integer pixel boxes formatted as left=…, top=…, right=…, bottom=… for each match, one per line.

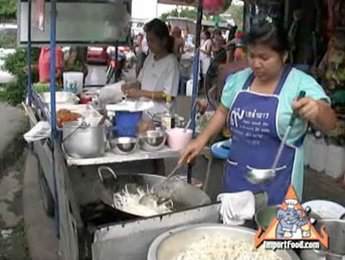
left=300, top=219, right=345, bottom=260
left=62, top=121, right=105, bottom=158
left=97, top=166, right=211, bottom=219
left=147, top=224, right=299, bottom=260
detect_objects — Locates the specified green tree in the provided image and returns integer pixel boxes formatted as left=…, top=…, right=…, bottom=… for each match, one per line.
left=160, top=7, right=197, bottom=21
left=0, top=48, right=40, bottom=105
left=225, top=4, right=244, bottom=29
left=0, top=0, right=16, bottom=20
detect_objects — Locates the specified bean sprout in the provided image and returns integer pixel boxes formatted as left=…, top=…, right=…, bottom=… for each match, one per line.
left=113, top=185, right=173, bottom=217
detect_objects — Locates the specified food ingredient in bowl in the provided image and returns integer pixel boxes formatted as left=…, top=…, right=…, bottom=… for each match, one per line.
left=57, top=109, right=81, bottom=127
left=175, top=234, right=281, bottom=260
left=33, top=82, right=51, bottom=93
left=113, top=185, right=173, bottom=217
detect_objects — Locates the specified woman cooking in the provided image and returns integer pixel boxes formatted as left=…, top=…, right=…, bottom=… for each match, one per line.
left=179, top=17, right=337, bottom=205
left=122, top=19, right=180, bottom=115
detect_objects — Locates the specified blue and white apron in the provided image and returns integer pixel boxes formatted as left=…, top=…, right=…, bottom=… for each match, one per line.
left=224, top=66, right=300, bottom=205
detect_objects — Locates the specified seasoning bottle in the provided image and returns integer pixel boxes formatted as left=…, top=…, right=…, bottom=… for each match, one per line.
left=161, top=95, right=175, bottom=129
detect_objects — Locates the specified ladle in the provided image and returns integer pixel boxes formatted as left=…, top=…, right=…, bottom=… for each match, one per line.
left=139, top=163, right=182, bottom=207
left=246, top=91, right=306, bottom=184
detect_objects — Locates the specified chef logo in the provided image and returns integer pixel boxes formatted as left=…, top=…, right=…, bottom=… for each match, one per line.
left=255, top=186, right=329, bottom=250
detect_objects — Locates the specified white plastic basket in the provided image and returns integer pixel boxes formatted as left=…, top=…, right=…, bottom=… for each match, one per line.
left=63, top=72, right=83, bottom=95
left=325, top=144, right=345, bottom=179
left=309, top=137, right=328, bottom=173
left=304, top=134, right=312, bottom=167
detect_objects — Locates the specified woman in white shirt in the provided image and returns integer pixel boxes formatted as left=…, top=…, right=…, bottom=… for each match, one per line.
left=122, top=19, right=180, bottom=115
left=200, top=30, right=213, bottom=77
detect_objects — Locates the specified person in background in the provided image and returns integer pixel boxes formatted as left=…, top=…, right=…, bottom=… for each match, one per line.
left=64, top=47, right=88, bottom=83
left=228, top=31, right=246, bottom=63
left=200, top=30, right=213, bottom=81
left=212, top=29, right=226, bottom=60
left=171, top=26, right=185, bottom=61
left=122, top=19, right=180, bottom=175
left=180, top=17, right=336, bottom=205
left=134, top=33, right=149, bottom=77
left=122, top=18, right=180, bottom=115
left=34, top=47, right=64, bottom=84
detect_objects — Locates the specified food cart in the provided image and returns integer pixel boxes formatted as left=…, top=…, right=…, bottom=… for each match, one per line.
left=20, top=0, right=345, bottom=259
left=20, top=0, right=225, bottom=259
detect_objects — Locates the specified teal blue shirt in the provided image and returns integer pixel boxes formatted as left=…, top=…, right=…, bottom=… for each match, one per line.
left=221, top=68, right=330, bottom=200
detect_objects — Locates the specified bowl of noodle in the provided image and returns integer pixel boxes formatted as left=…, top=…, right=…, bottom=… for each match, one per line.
left=147, top=224, right=299, bottom=260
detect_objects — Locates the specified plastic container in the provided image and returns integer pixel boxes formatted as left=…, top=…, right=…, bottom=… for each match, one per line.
left=63, top=72, right=83, bottom=95
left=211, top=139, right=231, bottom=160
left=112, top=111, right=142, bottom=137
left=303, top=134, right=312, bottom=167
left=309, top=137, right=328, bottom=172
left=325, top=144, right=345, bottom=179
left=186, top=79, right=193, bottom=96
left=166, top=128, right=192, bottom=151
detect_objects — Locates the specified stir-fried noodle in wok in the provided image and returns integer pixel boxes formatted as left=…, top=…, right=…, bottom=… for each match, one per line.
left=175, top=234, right=282, bottom=260
left=113, top=185, right=173, bottom=217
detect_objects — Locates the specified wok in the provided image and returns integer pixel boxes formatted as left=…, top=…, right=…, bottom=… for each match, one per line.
left=97, top=166, right=211, bottom=219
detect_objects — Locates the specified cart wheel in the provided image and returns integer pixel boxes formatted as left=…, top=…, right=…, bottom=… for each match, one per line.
left=38, top=164, right=55, bottom=218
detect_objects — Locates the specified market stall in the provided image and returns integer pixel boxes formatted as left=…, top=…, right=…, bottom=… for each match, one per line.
left=21, top=0, right=220, bottom=259
left=21, top=0, right=345, bottom=260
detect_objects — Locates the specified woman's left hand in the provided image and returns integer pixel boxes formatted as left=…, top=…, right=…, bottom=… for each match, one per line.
left=292, top=97, right=320, bottom=123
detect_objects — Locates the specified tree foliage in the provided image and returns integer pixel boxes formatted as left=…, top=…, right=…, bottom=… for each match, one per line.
left=160, top=7, right=197, bottom=21
left=225, top=4, right=244, bottom=29
left=1, top=48, right=40, bottom=105
left=0, top=0, right=16, bottom=20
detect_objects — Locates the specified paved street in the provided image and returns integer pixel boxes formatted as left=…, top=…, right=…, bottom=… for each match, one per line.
left=0, top=102, right=30, bottom=260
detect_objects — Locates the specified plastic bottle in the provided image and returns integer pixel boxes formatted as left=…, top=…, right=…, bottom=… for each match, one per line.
left=161, top=95, right=175, bottom=129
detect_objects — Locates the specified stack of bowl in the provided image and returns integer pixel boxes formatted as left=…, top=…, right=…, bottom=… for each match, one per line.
left=139, top=129, right=167, bottom=152
left=109, top=137, right=138, bottom=155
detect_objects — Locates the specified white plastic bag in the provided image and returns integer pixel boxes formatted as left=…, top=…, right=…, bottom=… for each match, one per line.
left=99, top=81, right=125, bottom=105
left=24, top=121, right=51, bottom=142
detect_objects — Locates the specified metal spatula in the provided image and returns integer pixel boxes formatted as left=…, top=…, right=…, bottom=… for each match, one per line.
left=139, top=163, right=182, bottom=206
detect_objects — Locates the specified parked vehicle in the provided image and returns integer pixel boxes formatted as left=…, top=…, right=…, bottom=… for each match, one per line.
left=87, top=46, right=109, bottom=65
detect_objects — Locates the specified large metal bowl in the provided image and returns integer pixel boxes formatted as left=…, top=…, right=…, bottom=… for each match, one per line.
left=139, top=129, right=166, bottom=152
left=255, top=205, right=279, bottom=231
left=110, top=137, right=138, bottom=154
left=147, top=224, right=299, bottom=260
left=300, top=219, right=345, bottom=260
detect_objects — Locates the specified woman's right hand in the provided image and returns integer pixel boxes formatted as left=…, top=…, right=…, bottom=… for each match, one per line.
left=178, top=138, right=207, bottom=165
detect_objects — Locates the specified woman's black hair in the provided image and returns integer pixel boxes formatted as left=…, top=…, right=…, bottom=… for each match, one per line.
left=144, top=18, right=174, bottom=53
left=244, top=17, right=289, bottom=54
left=203, top=30, right=211, bottom=39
